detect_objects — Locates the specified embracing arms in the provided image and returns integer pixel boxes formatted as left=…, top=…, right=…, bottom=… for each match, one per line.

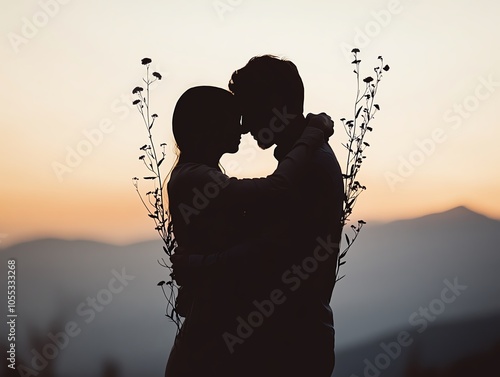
left=171, top=113, right=334, bottom=286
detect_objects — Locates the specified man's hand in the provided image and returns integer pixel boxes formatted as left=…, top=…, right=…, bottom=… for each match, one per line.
left=306, top=112, right=334, bottom=142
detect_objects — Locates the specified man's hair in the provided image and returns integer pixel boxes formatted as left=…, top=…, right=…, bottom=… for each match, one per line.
left=228, top=55, right=304, bottom=114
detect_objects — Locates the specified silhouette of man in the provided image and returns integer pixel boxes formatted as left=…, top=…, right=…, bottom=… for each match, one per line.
left=173, top=55, right=344, bottom=376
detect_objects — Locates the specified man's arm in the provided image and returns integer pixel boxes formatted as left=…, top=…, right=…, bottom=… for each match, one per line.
left=171, top=114, right=335, bottom=286
left=210, top=124, right=326, bottom=208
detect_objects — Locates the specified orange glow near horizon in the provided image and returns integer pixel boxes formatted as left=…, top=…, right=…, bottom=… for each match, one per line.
left=1, top=1, right=500, bottom=249
left=1, top=177, right=499, bottom=249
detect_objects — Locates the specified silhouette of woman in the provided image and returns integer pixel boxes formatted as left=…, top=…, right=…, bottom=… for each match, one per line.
left=164, top=86, right=331, bottom=377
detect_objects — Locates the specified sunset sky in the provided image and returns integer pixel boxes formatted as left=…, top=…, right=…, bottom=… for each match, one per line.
left=1, top=0, right=499, bottom=247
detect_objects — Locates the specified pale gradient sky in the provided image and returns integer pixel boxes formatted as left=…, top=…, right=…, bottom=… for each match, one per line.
left=1, top=0, right=500, bottom=247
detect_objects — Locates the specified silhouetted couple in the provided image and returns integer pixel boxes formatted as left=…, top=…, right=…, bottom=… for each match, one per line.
left=165, top=55, right=343, bottom=377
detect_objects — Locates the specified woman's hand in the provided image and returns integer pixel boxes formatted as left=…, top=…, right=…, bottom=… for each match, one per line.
left=170, top=249, right=205, bottom=286
left=306, top=112, right=334, bottom=142
left=170, top=252, right=189, bottom=286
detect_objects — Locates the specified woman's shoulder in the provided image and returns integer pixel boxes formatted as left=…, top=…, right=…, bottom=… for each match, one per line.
left=171, top=162, right=220, bottom=179
left=169, top=163, right=227, bottom=189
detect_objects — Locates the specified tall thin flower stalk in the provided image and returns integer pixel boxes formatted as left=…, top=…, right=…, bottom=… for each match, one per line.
left=337, top=48, right=389, bottom=281
left=131, top=58, right=181, bottom=329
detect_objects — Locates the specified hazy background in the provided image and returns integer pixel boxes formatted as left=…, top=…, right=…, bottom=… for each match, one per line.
left=1, top=0, right=500, bottom=376
left=1, top=207, right=499, bottom=376
left=1, top=0, right=500, bottom=247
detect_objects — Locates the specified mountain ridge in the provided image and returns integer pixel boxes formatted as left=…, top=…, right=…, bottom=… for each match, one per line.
left=2, top=205, right=497, bottom=251
left=0, top=204, right=498, bottom=377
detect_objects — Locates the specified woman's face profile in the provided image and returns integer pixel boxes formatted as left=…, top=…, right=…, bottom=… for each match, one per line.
left=218, top=112, right=243, bottom=155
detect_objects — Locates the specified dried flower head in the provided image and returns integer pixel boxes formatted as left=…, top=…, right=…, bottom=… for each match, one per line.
left=132, top=86, right=144, bottom=94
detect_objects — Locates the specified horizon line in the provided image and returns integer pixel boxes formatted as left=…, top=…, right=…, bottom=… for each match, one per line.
left=1, top=205, right=498, bottom=250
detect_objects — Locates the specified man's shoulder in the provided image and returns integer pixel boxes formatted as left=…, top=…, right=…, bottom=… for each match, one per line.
left=311, top=143, right=342, bottom=172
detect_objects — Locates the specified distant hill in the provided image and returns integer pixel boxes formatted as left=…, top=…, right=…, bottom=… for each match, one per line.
left=0, top=238, right=175, bottom=377
left=333, top=313, right=500, bottom=377
left=332, top=205, right=500, bottom=346
left=0, top=206, right=499, bottom=377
